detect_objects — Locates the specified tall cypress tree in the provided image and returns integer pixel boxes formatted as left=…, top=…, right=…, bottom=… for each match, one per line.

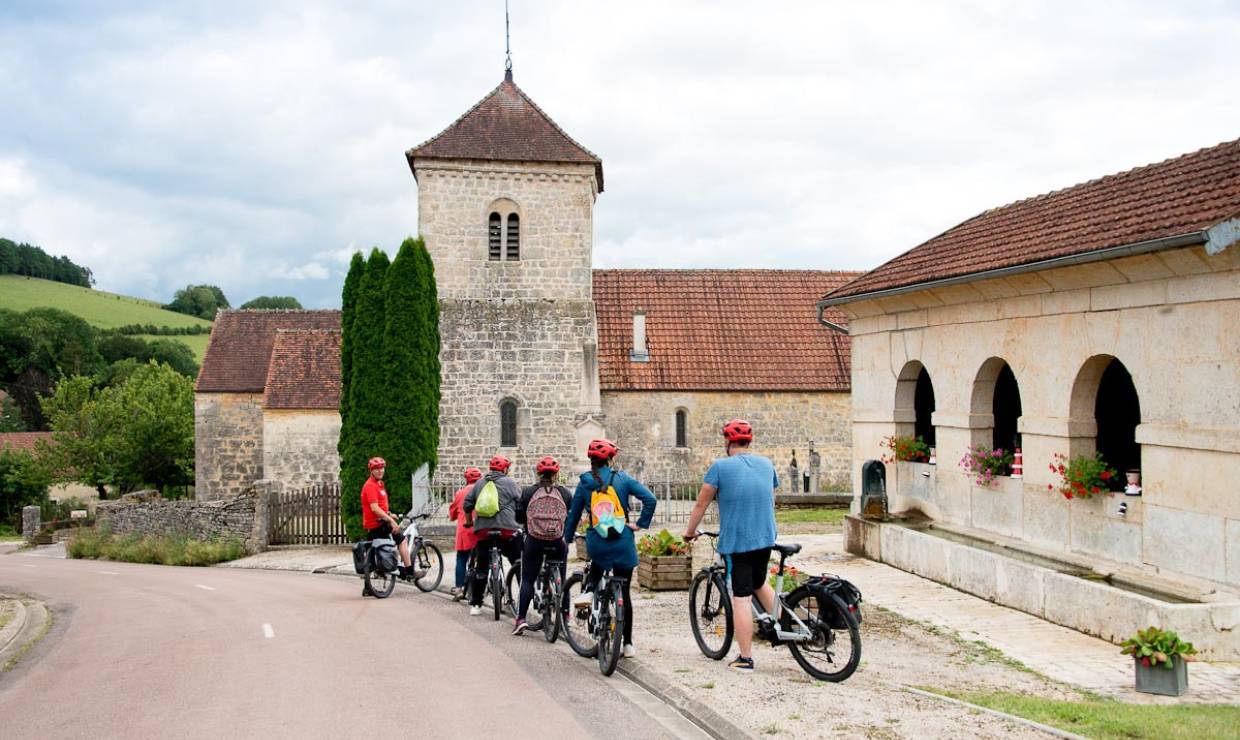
left=338, top=252, right=365, bottom=428
left=340, top=248, right=389, bottom=540
left=378, top=240, right=420, bottom=516
left=414, top=239, right=441, bottom=470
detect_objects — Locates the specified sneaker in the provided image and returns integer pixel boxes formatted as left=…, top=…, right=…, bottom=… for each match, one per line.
left=572, top=591, right=593, bottom=609
left=622, top=643, right=636, bottom=658
left=469, top=606, right=482, bottom=616
left=512, top=620, right=529, bottom=636
left=728, top=656, right=754, bottom=672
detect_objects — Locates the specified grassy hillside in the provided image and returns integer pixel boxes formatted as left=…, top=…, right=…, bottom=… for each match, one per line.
left=134, top=333, right=210, bottom=361
left=0, top=275, right=211, bottom=361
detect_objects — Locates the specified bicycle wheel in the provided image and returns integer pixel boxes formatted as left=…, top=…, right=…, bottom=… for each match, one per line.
left=597, top=581, right=623, bottom=677
left=785, top=588, right=861, bottom=682
left=525, top=571, right=546, bottom=632
left=561, top=572, right=597, bottom=658
left=413, top=541, right=443, bottom=593
left=689, top=570, right=733, bottom=660
left=542, top=569, right=562, bottom=644
left=490, top=563, right=504, bottom=621
left=505, top=565, right=524, bottom=623
left=365, top=566, right=396, bottom=599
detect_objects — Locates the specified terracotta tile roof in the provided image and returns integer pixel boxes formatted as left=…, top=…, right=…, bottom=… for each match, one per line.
left=826, top=138, right=1240, bottom=302
left=594, top=270, right=858, bottom=392
left=0, top=432, right=54, bottom=454
left=264, top=330, right=342, bottom=410
left=406, top=74, right=605, bottom=191
left=196, top=310, right=341, bottom=393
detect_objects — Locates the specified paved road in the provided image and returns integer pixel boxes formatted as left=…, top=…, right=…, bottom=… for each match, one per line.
left=0, top=551, right=687, bottom=739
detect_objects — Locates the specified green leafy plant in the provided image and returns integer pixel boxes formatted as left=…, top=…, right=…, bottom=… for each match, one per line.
left=768, top=564, right=808, bottom=592
left=959, top=445, right=1014, bottom=487
left=636, top=528, right=690, bottom=557
left=68, top=527, right=245, bottom=566
left=881, top=435, right=930, bottom=463
left=1049, top=452, right=1116, bottom=500
left=1121, top=626, right=1196, bottom=669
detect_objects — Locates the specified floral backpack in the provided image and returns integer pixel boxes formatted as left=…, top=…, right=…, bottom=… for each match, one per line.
left=589, top=470, right=628, bottom=540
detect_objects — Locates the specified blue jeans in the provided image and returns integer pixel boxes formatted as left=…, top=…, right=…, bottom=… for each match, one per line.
left=455, top=549, right=471, bottom=588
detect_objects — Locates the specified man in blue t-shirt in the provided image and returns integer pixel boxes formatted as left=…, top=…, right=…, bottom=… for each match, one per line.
left=684, top=419, right=779, bottom=672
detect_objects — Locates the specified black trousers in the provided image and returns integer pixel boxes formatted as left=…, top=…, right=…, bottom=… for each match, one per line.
left=518, top=538, right=568, bottom=621
left=585, top=562, right=634, bottom=645
left=470, top=534, right=522, bottom=607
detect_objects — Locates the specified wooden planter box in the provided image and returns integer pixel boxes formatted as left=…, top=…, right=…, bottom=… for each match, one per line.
left=637, top=554, right=692, bottom=591
left=1135, top=656, right=1188, bottom=696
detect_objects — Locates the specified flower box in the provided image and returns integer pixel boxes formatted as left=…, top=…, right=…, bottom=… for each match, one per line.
left=637, top=553, right=693, bottom=591
left=1135, top=655, right=1188, bottom=696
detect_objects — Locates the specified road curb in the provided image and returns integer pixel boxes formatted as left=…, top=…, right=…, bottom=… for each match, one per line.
left=896, top=685, right=1087, bottom=740
left=0, top=599, right=51, bottom=671
left=0, top=598, right=29, bottom=653
left=617, top=661, right=755, bottom=740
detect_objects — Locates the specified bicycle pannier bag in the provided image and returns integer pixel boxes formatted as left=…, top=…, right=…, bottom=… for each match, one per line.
left=352, top=541, right=370, bottom=575
left=475, top=479, right=501, bottom=518
left=527, top=486, right=567, bottom=541
left=589, top=471, right=627, bottom=541
left=812, top=575, right=864, bottom=628
left=373, top=538, right=398, bottom=574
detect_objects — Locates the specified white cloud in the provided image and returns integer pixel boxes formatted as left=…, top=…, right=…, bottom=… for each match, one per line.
left=273, top=262, right=330, bottom=281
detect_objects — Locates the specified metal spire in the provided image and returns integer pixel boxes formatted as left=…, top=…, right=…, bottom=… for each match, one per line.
left=504, top=0, right=513, bottom=81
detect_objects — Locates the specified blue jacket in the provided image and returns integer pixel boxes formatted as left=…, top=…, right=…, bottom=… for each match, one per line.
left=564, top=466, right=656, bottom=570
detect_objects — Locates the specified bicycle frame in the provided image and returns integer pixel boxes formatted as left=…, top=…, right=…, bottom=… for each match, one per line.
left=704, top=535, right=814, bottom=643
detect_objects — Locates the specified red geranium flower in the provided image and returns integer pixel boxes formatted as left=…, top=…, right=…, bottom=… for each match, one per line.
left=1100, top=471, right=1112, bottom=480
left=1091, top=486, right=1100, bottom=494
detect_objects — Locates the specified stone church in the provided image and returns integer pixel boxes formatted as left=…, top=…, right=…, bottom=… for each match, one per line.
left=195, top=71, right=857, bottom=499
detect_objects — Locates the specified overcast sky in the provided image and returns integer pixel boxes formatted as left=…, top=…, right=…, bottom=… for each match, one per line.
left=2, top=1, right=1238, bottom=308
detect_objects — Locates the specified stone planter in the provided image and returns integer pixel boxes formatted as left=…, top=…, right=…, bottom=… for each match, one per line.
left=1134, top=656, right=1188, bottom=696
left=637, top=553, right=692, bottom=591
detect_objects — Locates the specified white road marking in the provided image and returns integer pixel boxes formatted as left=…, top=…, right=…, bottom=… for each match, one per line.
left=195, top=584, right=215, bottom=591
left=99, top=570, right=120, bottom=575
left=262, top=623, right=275, bottom=639
left=21, top=564, right=36, bottom=568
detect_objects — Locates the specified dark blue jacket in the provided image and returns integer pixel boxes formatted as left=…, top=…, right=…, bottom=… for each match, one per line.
left=564, top=466, right=656, bottom=570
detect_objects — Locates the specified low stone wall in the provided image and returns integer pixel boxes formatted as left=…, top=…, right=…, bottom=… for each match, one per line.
left=95, top=490, right=268, bottom=554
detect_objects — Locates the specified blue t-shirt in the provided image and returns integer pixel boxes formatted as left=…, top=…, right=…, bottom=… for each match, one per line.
left=704, top=454, right=779, bottom=555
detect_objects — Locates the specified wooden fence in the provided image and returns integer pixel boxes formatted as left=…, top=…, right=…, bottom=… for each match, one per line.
left=268, top=482, right=347, bottom=545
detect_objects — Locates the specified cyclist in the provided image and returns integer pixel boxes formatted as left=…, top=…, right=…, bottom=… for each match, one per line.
left=361, top=456, right=415, bottom=596
left=449, top=466, right=483, bottom=599
left=512, top=456, right=572, bottom=635
left=683, top=419, right=779, bottom=672
left=463, top=454, right=523, bottom=617
left=564, top=439, right=656, bottom=658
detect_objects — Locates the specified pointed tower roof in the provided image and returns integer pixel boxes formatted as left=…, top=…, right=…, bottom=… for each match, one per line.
left=406, top=74, right=604, bottom=191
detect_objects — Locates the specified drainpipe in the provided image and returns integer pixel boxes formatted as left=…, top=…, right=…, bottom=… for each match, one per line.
left=816, top=304, right=849, bottom=334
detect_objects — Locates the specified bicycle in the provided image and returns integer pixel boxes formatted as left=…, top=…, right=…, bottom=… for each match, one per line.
left=395, top=510, right=445, bottom=593
left=688, top=530, right=862, bottom=682
left=561, top=559, right=627, bottom=677
left=478, top=529, right=520, bottom=621
left=506, top=549, right=565, bottom=642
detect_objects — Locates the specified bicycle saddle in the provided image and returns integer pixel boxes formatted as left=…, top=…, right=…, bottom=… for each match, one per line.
left=772, top=543, right=802, bottom=556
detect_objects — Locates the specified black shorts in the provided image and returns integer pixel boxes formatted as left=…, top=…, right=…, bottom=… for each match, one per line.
left=725, top=547, right=772, bottom=598
left=366, top=522, right=406, bottom=547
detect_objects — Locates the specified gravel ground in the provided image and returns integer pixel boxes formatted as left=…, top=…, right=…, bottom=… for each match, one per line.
left=623, top=536, right=1078, bottom=739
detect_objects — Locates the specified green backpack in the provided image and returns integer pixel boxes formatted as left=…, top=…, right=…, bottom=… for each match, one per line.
left=475, top=480, right=501, bottom=518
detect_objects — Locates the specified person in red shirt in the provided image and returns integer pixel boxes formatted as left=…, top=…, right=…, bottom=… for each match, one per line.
left=449, top=466, right=483, bottom=600
left=361, top=457, right=414, bottom=596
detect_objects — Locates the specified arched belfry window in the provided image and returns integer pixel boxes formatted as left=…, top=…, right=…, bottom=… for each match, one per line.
left=488, top=213, right=502, bottom=261
left=506, top=214, right=520, bottom=261
left=675, top=409, right=688, bottom=448
left=500, top=400, right=518, bottom=447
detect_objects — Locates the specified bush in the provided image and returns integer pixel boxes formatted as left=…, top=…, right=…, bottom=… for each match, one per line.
left=67, top=528, right=246, bottom=566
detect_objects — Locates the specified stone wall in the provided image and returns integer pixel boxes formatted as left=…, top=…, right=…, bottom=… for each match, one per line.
left=415, top=159, right=597, bottom=301
left=843, top=243, right=1240, bottom=586
left=195, top=392, right=264, bottom=501
left=437, top=299, right=596, bottom=476
left=95, top=490, right=267, bottom=553
left=601, top=390, right=852, bottom=486
left=262, top=409, right=341, bottom=489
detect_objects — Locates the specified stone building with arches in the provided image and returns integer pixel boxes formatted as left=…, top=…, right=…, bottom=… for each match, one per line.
left=824, top=138, right=1240, bottom=588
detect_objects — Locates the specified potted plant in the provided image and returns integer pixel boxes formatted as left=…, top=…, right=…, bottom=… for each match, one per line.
left=1048, top=453, right=1117, bottom=500
left=881, top=435, right=930, bottom=463
left=1120, top=626, right=1196, bottom=696
left=959, top=445, right=1014, bottom=488
left=636, top=529, right=692, bottom=591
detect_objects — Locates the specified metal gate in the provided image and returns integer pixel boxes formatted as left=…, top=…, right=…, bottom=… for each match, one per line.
left=269, top=482, right=346, bottom=545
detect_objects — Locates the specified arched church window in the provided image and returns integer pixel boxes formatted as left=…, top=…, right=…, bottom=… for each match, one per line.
left=506, top=214, right=520, bottom=261
left=488, top=213, right=502, bottom=261
left=500, top=400, right=518, bottom=447
left=675, top=409, right=688, bottom=448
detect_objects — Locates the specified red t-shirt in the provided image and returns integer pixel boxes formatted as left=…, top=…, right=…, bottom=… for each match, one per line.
left=361, top=478, right=389, bottom=531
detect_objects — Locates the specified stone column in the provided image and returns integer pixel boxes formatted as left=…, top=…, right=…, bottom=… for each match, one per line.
left=808, top=443, right=821, bottom=494
left=22, top=506, right=41, bottom=541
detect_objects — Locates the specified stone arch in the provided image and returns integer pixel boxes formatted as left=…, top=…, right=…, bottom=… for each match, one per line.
left=969, top=357, right=1023, bottom=453
left=895, top=360, right=935, bottom=446
left=1070, top=355, right=1141, bottom=488
left=484, top=198, right=521, bottom=262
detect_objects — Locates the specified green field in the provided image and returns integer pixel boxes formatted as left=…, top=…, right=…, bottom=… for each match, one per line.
left=1, top=275, right=212, bottom=362
left=0, top=275, right=211, bottom=331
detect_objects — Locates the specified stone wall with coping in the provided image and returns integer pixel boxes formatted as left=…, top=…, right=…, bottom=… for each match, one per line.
left=601, top=390, right=852, bottom=486
left=262, top=410, right=340, bottom=490
left=95, top=489, right=268, bottom=554
left=195, top=392, right=264, bottom=501
left=843, top=243, right=1240, bottom=586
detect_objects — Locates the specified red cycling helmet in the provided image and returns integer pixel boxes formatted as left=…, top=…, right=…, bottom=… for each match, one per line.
left=535, top=456, right=560, bottom=475
left=367, top=457, right=386, bottom=471
left=463, top=467, right=482, bottom=484
left=586, top=438, right=619, bottom=461
left=722, top=419, right=753, bottom=443
left=489, top=455, right=511, bottom=473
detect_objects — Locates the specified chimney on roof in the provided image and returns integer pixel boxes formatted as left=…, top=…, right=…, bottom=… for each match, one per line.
left=630, top=310, right=649, bottom=363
